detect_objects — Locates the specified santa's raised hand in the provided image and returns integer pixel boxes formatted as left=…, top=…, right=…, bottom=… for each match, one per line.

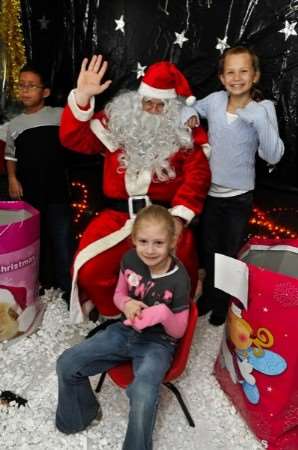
left=75, top=55, right=112, bottom=107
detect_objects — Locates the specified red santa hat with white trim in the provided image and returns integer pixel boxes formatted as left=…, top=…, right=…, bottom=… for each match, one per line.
left=0, top=285, right=33, bottom=332
left=138, top=61, right=196, bottom=106
left=0, top=287, right=23, bottom=315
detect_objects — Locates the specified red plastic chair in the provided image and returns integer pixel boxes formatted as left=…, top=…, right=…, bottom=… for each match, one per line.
left=95, top=301, right=198, bottom=427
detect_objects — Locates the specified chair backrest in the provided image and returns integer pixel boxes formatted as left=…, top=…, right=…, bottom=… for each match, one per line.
left=164, top=301, right=198, bottom=381
left=108, top=300, right=198, bottom=388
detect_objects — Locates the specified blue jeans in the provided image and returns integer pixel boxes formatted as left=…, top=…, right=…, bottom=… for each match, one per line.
left=56, top=322, right=176, bottom=450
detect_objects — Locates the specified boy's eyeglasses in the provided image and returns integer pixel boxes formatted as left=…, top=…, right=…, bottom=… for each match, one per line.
left=18, top=84, right=44, bottom=91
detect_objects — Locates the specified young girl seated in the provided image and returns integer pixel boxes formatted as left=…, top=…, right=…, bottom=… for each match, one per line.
left=55, top=204, right=191, bottom=450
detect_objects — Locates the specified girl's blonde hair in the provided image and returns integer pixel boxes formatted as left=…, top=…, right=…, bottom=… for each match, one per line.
left=132, top=204, right=175, bottom=242
left=218, top=46, right=264, bottom=102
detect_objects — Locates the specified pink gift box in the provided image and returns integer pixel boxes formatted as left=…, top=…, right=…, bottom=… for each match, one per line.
left=0, top=201, right=44, bottom=343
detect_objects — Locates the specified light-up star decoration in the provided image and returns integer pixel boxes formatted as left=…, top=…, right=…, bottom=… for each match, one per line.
left=279, top=20, right=297, bottom=41
left=174, top=30, right=189, bottom=48
left=136, top=62, right=147, bottom=79
left=216, top=36, right=230, bottom=54
left=115, top=15, right=125, bottom=33
left=38, top=15, right=50, bottom=31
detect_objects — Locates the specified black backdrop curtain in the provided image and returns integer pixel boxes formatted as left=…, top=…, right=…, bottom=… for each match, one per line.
left=18, top=0, right=298, bottom=191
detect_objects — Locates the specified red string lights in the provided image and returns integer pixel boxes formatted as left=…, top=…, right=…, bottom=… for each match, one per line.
left=70, top=184, right=298, bottom=243
left=249, top=206, right=297, bottom=240
left=71, top=181, right=89, bottom=239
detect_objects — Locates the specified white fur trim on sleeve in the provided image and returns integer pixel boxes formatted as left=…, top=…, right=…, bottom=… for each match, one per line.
left=68, top=89, right=95, bottom=122
left=70, top=218, right=134, bottom=323
left=90, top=119, right=118, bottom=152
left=169, top=205, right=195, bottom=224
left=4, top=156, right=18, bottom=162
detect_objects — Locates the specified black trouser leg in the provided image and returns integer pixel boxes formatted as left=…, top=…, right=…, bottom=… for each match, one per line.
left=198, top=192, right=253, bottom=321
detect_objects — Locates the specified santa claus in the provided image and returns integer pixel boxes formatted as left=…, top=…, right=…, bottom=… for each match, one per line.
left=60, top=55, right=211, bottom=322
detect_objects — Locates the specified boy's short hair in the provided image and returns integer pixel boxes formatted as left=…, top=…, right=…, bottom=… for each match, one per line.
left=19, top=63, right=50, bottom=88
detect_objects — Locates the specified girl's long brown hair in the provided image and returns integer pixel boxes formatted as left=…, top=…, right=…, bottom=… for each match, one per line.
left=218, top=46, right=264, bottom=102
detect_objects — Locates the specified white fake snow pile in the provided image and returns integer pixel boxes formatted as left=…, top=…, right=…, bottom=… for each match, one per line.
left=0, top=290, right=263, bottom=450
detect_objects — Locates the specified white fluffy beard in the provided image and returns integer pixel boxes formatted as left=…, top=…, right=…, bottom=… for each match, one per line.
left=105, top=91, right=192, bottom=181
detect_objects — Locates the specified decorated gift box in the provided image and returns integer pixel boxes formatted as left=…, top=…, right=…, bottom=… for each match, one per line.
left=214, top=238, right=298, bottom=450
left=0, top=201, right=44, bottom=344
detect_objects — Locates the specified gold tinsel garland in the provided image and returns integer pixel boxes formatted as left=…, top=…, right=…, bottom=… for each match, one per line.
left=0, top=0, right=26, bottom=99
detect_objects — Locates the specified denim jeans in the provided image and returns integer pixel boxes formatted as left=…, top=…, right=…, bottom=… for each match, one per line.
left=56, top=322, right=176, bottom=450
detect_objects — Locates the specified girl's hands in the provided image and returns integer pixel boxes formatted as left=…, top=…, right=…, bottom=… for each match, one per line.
left=123, top=299, right=148, bottom=322
left=75, top=55, right=112, bottom=107
left=124, top=304, right=169, bottom=330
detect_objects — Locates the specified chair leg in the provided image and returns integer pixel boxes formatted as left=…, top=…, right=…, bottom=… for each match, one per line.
left=163, top=382, right=195, bottom=427
left=95, top=372, right=107, bottom=393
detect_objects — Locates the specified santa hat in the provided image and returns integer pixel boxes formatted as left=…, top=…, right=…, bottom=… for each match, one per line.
left=0, top=288, right=22, bottom=315
left=0, top=285, right=33, bottom=332
left=138, top=61, right=196, bottom=106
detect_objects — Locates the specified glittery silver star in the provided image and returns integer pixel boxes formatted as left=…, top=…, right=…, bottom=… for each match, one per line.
left=216, top=36, right=230, bottom=54
left=38, top=15, right=50, bottom=31
left=263, top=307, right=269, bottom=312
left=279, top=20, right=297, bottom=41
left=115, top=15, right=125, bottom=33
left=173, top=30, right=189, bottom=48
left=135, top=62, right=147, bottom=79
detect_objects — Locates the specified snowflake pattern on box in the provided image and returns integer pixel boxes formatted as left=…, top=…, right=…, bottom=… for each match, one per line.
left=273, top=282, right=298, bottom=308
left=283, top=390, right=298, bottom=430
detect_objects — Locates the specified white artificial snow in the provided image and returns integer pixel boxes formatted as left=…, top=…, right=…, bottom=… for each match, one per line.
left=0, top=290, right=263, bottom=450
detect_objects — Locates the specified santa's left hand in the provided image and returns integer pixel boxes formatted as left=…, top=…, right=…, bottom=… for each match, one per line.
left=123, top=304, right=169, bottom=330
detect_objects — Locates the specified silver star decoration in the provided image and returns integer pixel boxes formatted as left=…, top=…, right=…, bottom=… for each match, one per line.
left=38, top=15, right=50, bottom=31
left=174, top=30, right=189, bottom=48
left=216, top=36, right=230, bottom=54
left=263, top=307, right=269, bottom=312
left=135, top=62, right=147, bottom=79
left=115, top=15, right=125, bottom=33
left=279, top=20, right=297, bottom=41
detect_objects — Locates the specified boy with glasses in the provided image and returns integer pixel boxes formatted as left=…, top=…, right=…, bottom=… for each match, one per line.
left=4, top=64, right=74, bottom=302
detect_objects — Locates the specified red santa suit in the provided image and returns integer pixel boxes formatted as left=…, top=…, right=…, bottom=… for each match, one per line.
left=61, top=87, right=210, bottom=322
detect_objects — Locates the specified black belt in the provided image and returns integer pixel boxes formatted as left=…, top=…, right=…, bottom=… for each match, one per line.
left=103, top=196, right=170, bottom=217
